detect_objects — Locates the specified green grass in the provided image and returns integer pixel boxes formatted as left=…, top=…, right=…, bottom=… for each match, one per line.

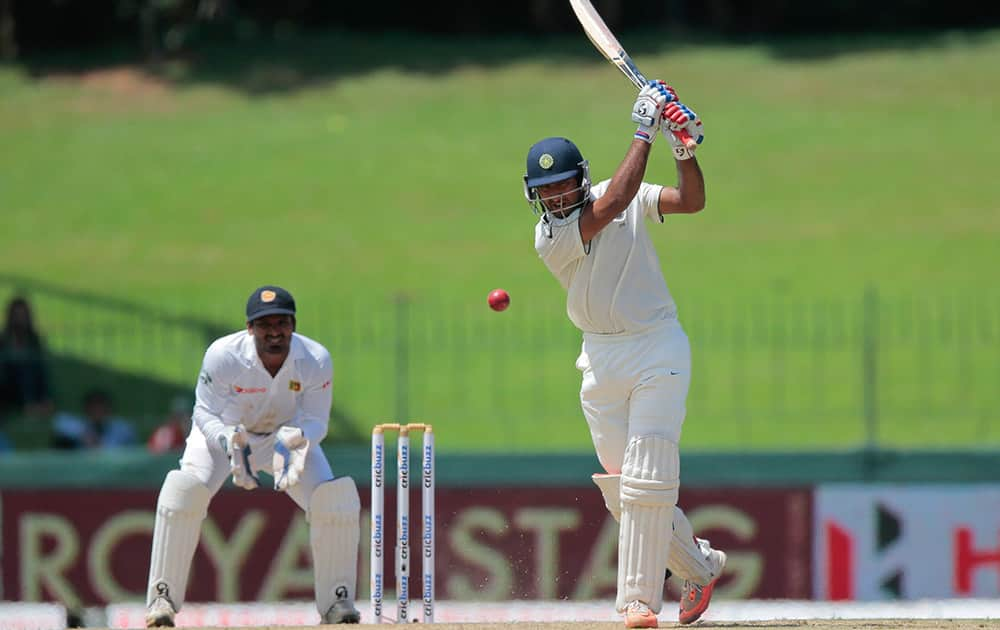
left=1, top=29, right=998, bottom=451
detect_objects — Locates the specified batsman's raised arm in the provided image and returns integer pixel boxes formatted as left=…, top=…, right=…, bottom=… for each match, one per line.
left=581, top=139, right=650, bottom=242
left=580, top=81, right=674, bottom=242
left=656, top=90, right=707, bottom=215
left=657, top=157, right=705, bottom=215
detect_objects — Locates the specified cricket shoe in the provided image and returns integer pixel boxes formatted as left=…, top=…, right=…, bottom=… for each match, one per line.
left=145, top=596, right=176, bottom=628
left=624, top=600, right=658, bottom=628
left=678, top=548, right=727, bottom=625
left=322, top=598, right=361, bottom=624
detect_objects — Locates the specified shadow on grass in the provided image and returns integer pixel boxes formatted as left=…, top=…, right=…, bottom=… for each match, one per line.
left=5, top=26, right=998, bottom=95
left=0, top=272, right=367, bottom=449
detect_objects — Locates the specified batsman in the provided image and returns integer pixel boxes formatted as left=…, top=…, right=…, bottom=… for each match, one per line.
left=144, top=286, right=361, bottom=626
left=524, top=82, right=725, bottom=628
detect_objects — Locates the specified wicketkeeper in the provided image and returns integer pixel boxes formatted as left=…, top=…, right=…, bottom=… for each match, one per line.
left=145, top=285, right=361, bottom=626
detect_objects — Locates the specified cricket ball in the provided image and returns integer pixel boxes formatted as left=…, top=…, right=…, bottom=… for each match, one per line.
left=488, top=288, right=510, bottom=312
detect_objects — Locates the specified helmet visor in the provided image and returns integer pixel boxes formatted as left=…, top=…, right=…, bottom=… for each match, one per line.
left=524, top=169, right=580, bottom=189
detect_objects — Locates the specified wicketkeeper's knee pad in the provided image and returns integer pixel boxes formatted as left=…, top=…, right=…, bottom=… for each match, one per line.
left=158, top=470, right=212, bottom=514
left=309, top=477, right=361, bottom=616
left=147, top=470, right=212, bottom=609
left=308, top=476, right=361, bottom=524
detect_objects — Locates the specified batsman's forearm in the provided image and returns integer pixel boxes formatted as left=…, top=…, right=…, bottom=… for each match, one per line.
left=603, top=139, right=652, bottom=212
left=675, top=156, right=705, bottom=212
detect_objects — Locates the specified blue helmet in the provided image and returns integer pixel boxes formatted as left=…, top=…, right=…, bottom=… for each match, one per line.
left=523, top=137, right=591, bottom=227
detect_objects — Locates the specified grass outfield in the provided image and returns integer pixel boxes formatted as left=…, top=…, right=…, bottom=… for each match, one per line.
left=1, top=30, right=997, bottom=451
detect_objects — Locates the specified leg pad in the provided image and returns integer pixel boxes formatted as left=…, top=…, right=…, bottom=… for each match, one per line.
left=616, top=436, right=679, bottom=614
left=309, top=477, right=361, bottom=617
left=147, top=470, right=211, bottom=610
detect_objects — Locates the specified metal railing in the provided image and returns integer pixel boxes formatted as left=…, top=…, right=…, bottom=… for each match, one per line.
left=2, top=278, right=998, bottom=451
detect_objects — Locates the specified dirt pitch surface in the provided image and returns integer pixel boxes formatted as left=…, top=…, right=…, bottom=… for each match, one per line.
left=98, top=600, right=1000, bottom=629
left=89, top=623, right=994, bottom=630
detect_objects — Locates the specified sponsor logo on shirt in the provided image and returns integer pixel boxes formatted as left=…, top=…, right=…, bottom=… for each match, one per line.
left=321, top=380, right=332, bottom=390
left=200, top=371, right=212, bottom=385
left=289, top=380, right=301, bottom=392
left=233, top=385, right=267, bottom=394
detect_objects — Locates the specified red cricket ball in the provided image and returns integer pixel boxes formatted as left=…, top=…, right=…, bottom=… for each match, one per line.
left=488, top=288, right=510, bottom=312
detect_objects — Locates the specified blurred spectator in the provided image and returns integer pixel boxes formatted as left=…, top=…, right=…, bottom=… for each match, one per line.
left=0, top=296, right=54, bottom=415
left=51, top=388, right=137, bottom=449
left=0, top=296, right=55, bottom=451
left=147, top=395, right=192, bottom=453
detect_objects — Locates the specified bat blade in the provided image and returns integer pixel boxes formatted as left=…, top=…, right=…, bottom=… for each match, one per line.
left=568, top=0, right=697, bottom=150
left=568, top=0, right=646, bottom=89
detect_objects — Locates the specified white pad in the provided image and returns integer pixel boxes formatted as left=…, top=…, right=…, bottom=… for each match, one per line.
left=593, top=473, right=622, bottom=520
left=616, top=436, right=679, bottom=614
left=669, top=505, right=717, bottom=585
left=593, top=473, right=715, bottom=585
left=147, top=470, right=212, bottom=609
left=309, top=477, right=361, bottom=616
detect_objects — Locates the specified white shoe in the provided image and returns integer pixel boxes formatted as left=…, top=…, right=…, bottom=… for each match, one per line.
left=322, top=598, right=361, bottom=624
left=623, top=600, right=658, bottom=628
left=145, top=596, right=176, bottom=628
left=709, top=548, right=727, bottom=575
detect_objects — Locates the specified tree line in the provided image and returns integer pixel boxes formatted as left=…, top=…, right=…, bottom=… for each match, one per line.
left=1, top=0, right=996, bottom=62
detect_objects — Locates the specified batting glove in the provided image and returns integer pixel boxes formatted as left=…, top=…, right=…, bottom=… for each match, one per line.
left=631, top=80, right=674, bottom=143
left=661, top=100, right=704, bottom=160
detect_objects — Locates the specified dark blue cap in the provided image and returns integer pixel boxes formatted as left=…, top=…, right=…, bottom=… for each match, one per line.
left=246, top=285, right=296, bottom=321
left=524, top=137, right=585, bottom=188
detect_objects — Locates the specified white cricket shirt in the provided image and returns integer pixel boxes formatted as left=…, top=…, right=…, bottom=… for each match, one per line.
left=191, top=330, right=333, bottom=450
left=535, top=179, right=678, bottom=334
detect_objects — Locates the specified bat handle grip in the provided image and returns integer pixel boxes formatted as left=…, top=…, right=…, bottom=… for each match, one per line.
left=674, top=127, right=698, bottom=151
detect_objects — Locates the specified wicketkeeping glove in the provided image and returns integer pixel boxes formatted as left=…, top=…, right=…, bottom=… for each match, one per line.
left=631, top=80, right=675, bottom=143
left=272, top=426, right=309, bottom=491
left=220, top=427, right=259, bottom=490
left=661, top=100, right=704, bottom=160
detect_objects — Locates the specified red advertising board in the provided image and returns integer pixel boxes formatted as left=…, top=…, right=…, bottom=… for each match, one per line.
left=1, top=486, right=811, bottom=607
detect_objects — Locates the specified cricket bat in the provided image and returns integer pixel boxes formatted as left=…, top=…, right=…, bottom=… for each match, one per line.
left=568, top=0, right=698, bottom=150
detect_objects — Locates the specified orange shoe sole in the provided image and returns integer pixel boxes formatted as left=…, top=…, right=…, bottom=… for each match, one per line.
left=678, top=577, right=719, bottom=625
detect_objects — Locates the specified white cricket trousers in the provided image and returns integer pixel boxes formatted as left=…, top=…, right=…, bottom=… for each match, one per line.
left=576, top=319, right=691, bottom=474
left=180, top=425, right=335, bottom=509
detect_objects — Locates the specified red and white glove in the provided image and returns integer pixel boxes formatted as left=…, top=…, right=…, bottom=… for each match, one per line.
left=661, top=99, right=704, bottom=160
left=631, top=80, right=674, bottom=143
